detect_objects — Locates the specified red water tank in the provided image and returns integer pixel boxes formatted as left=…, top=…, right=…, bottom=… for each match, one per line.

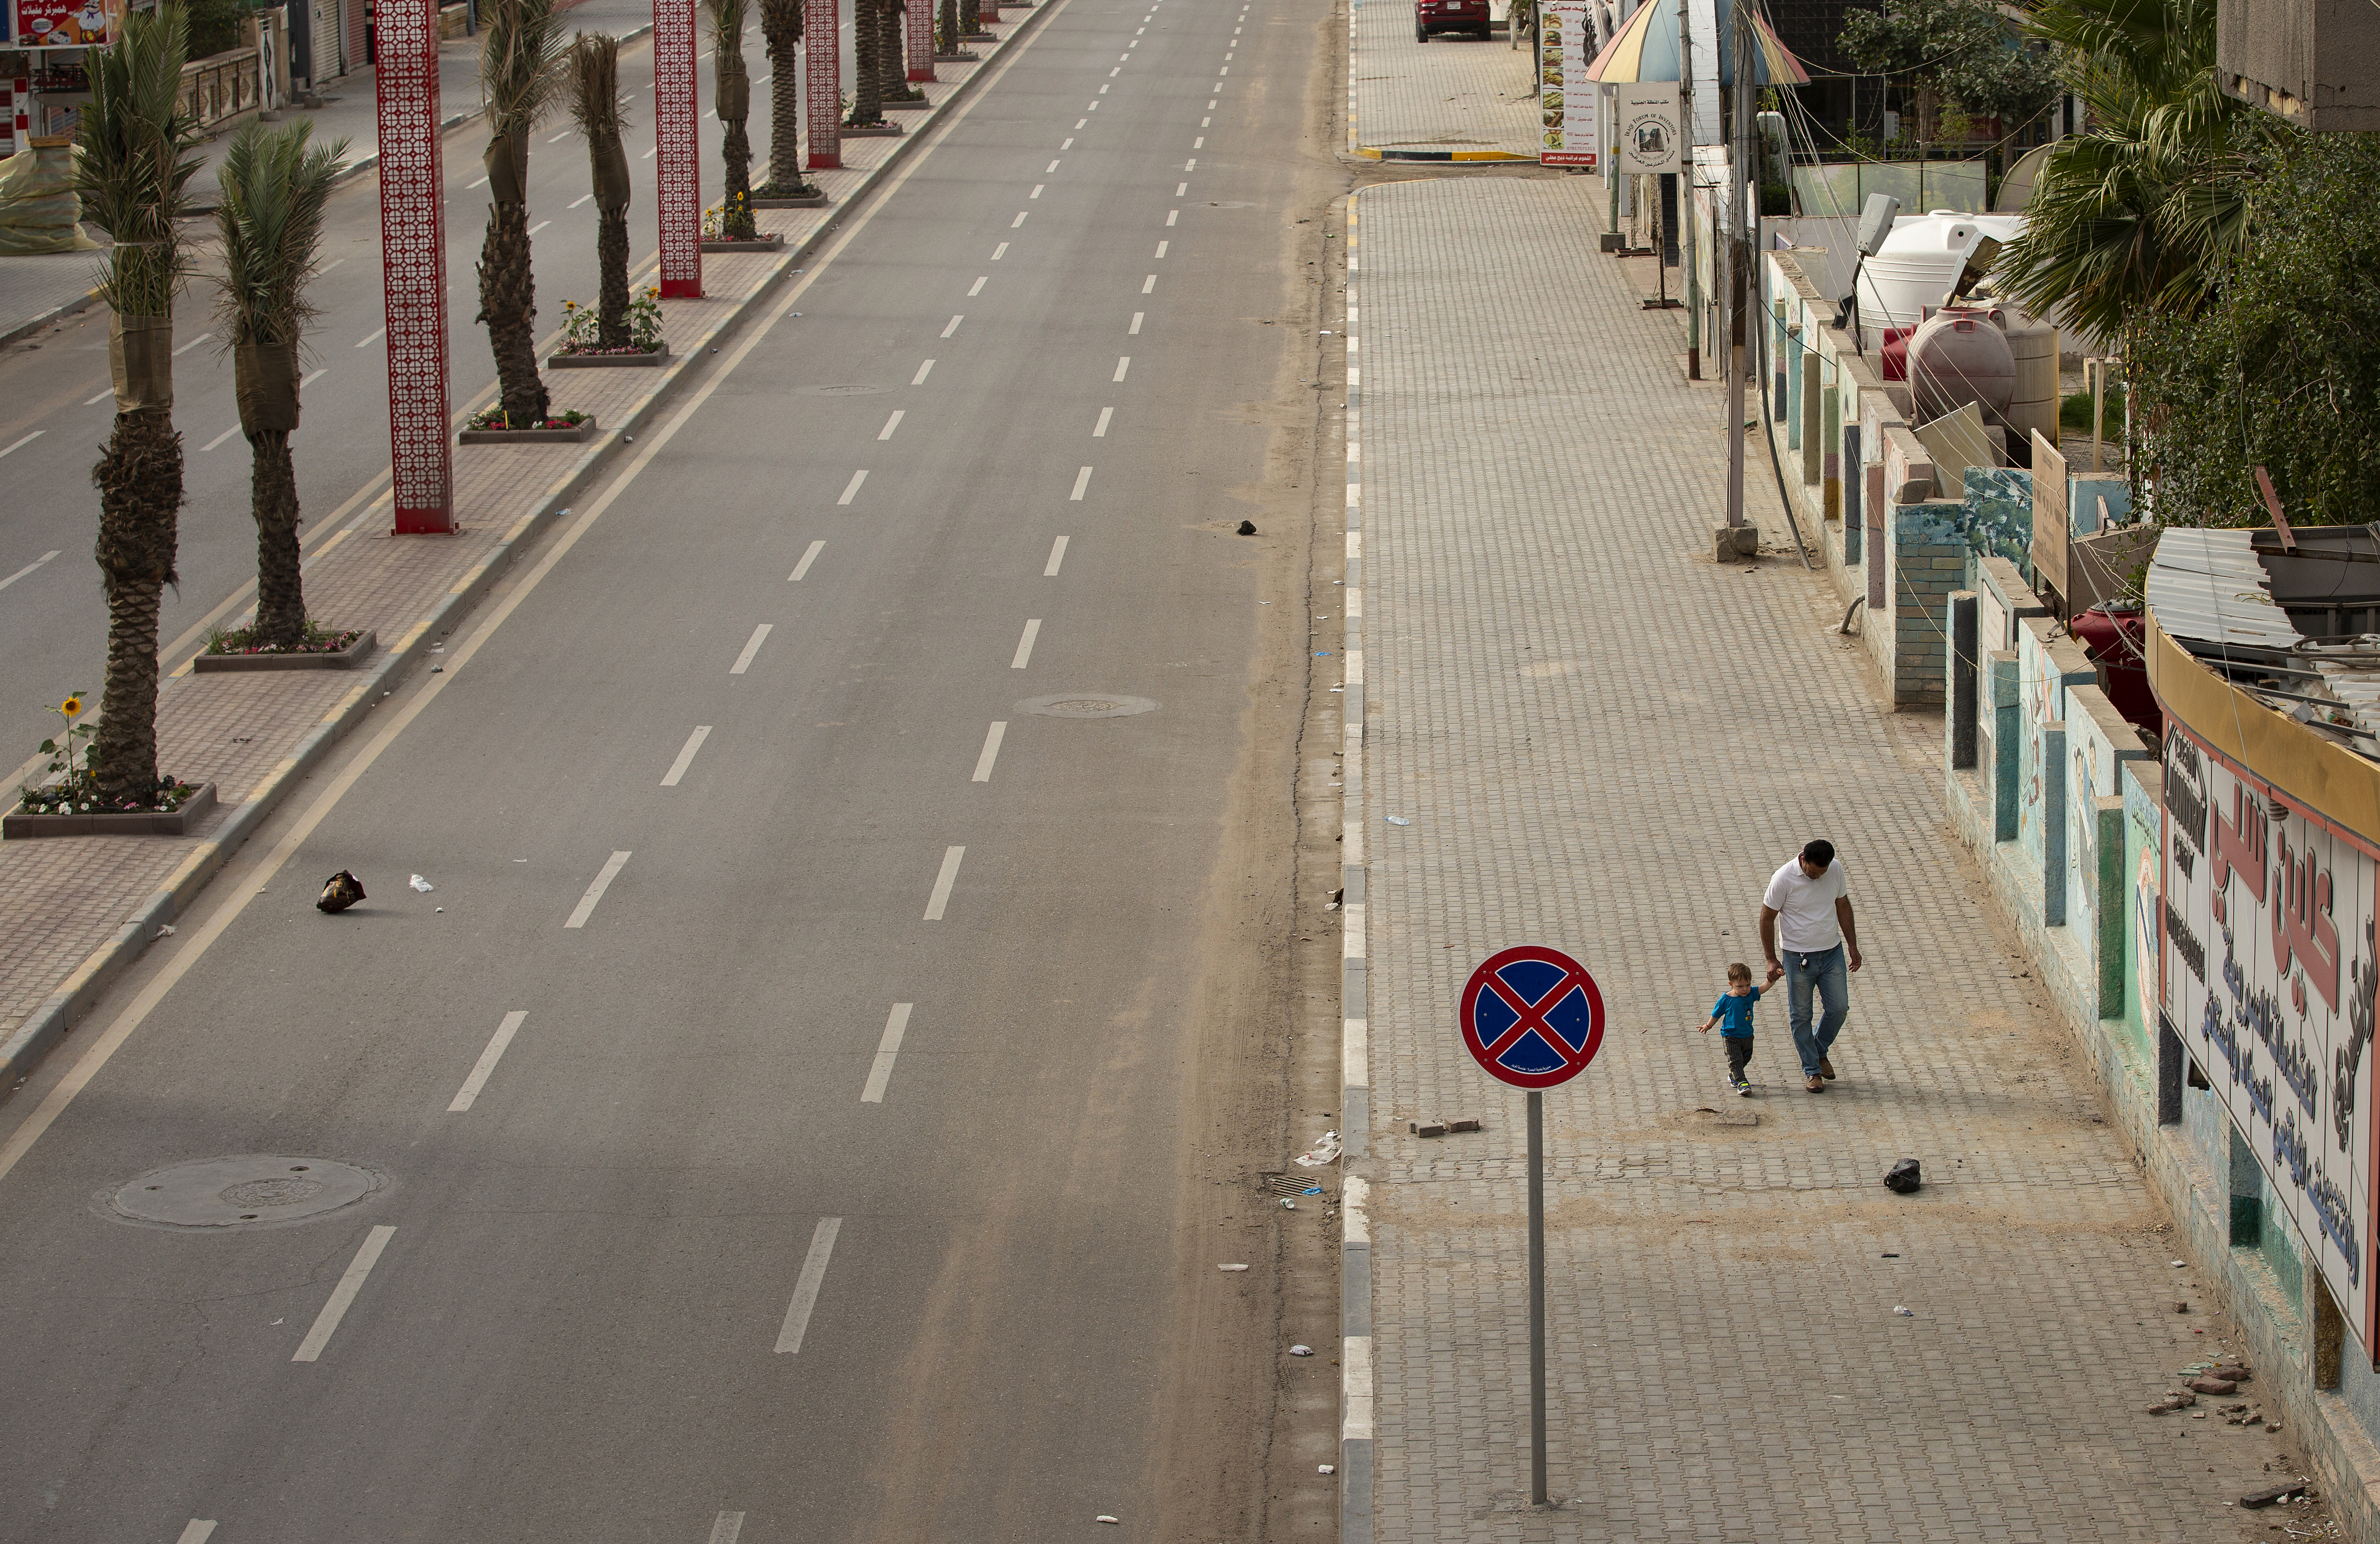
left=1908, top=309, right=2016, bottom=423
left=2070, top=605, right=2163, bottom=742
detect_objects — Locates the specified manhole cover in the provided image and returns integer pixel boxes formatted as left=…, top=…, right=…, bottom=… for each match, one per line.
left=108, top=1156, right=381, bottom=1229
left=1014, top=694, right=1160, bottom=719
left=801, top=383, right=890, bottom=395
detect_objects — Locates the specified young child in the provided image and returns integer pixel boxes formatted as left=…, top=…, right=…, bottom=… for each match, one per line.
left=1699, top=962, right=1761, bottom=1096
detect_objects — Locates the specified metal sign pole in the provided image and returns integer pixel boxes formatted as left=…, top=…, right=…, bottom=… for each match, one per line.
left=1458, top=945, right=1605, bottom=1517
left=1528, top=1087, right=1548, bottom=1506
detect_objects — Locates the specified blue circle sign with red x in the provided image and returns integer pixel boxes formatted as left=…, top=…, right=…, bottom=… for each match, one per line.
left=1459, top=945, right=1606, bottom=1089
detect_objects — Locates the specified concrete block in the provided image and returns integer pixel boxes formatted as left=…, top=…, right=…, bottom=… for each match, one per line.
left=1713, top=525, right=1759, bottom=561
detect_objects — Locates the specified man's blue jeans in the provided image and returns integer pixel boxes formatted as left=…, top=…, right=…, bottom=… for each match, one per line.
left=1783, top=944, right=1849, bottom=1078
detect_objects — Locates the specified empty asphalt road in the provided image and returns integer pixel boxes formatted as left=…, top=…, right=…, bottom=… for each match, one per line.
left=0, top=0, right=1350, bottom=1536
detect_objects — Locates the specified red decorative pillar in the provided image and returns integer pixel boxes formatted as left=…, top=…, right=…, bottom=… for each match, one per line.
left=906, top=0, right=934, bottom=80
left=654, top=0, right=704, bottom=298
left=805, top=0, right=840, bottom=169
left=375, top=0, right=453, bottom=534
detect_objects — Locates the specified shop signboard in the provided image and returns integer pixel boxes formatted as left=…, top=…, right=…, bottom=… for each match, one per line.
left=2162, top=723, right=2380, bottom=1353
left=13, top=0, right=122, bottom=47
left=1612, top=82, right=1681, bottom=177
left=1538, top=0, right=1595, bottom=168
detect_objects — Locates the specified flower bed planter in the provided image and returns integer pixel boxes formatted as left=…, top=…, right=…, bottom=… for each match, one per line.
left=934, top=49, right=980, bottom=59
left=5, top=782, right=217, bottom=839
left=842, top=121, right=904, bottom=137
left=960, top=30, right=996, bottom=40
left=550, top=345, right=670, bottom=368
left=458, top=416, right=600, bottom=445
left=885, top=97, right=932, bottom=110
left=750, top=193, right=831, bottom=208
left=699, top=233, right=785, bottom=253
left=192, top=630, right=376, bottom=673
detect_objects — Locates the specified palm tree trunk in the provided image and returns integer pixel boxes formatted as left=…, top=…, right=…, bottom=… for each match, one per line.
left=477, top=202, right=550, bottom=425
left=248, top=427, right=306, bottom=649
left=880, top=0, right=907, bottom=97
left=962, top=0, right=980, bottom=38
left=939, top=0, right=959, bottom=52
left=763, top=11, right=808, bottom=190
left=850, top=0, right=883, bottom=124
left=91, top=407, right=181, bottom=803
left=721, top=101, right=756, bottom=233
left=598, top=206, right=631, bottom=345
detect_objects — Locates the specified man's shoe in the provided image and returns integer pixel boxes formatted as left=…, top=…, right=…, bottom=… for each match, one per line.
left=1806, top=1075, right=1826, bottom=1093
left=1819, top=1057, right=1837, bottom=1080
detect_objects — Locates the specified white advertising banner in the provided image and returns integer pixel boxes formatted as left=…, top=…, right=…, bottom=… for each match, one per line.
left=1613, top=82, right=1682, bottom=178
left=2162, top=725, right=2379, bottom=1351
left=1538, top=0, right=1595, bottom=167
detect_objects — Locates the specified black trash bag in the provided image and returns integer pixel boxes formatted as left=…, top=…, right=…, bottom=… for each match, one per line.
left=1884, top=1158, right=1922, bottom=1194
left=317, top=870, right=366, bottom=913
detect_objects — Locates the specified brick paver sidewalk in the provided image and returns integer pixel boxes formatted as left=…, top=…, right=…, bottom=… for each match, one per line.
left=1340, top=176, right=2304, bottom=1542
left=1347, top=0, right=1537, bottom=160
left=0, top=8, right=1041, bottom=1082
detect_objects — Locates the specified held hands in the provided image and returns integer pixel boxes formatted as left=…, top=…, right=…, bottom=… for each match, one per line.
left=1763, top=961, right=1783, bottom=987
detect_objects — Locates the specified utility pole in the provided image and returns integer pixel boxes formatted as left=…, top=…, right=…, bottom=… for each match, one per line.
left=1723, top=0, right=1750, bottom=526
left=1677, top=0, right=1699, bottom=379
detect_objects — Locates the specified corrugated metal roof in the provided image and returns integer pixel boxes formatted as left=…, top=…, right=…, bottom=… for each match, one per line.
left=2146, top=529, right=2305, bottom=653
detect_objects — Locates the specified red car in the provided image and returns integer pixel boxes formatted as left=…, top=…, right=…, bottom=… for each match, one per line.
left=1416, top=0, right=1491, bottom=40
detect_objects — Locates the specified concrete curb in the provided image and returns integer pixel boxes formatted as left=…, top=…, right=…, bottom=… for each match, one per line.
left=0, top=1, right=1048, bottom=1100
left=1338, top=191, right=1373, bottom=1544
left=1, top=289, right=106, bottom=352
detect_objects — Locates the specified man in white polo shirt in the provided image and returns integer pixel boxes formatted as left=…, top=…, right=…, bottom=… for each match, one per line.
left=1760, top=839, right=1863, bottom=1093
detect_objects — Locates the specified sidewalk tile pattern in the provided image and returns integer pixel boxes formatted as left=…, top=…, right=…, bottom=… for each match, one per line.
left=1349, top=0, right=1538, bottom=158
left=1353, top=175, right=2283, bottom=1543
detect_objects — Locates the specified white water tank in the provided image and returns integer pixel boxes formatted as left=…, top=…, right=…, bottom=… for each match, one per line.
left=1855, top=210, right=2027, bottom=340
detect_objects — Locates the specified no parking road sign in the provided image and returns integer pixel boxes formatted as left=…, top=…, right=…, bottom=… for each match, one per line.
left=1459, top=945, right=1605, bottom=1090
left=1458, top=943, right=1607, bottom=1507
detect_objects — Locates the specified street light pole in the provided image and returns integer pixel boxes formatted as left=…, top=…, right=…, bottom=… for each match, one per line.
left=1676, top=0, right=1698, bottom=379
left=1724, top=0, right=1751, bottom=527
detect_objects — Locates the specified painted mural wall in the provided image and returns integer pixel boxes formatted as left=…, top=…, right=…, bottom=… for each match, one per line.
left=2163, top=726, right=2380, bottom=1351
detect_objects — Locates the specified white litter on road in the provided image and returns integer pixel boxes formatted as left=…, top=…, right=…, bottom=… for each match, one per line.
left=1293, top=1131, right=1342, bottom=1167
left=410, top=875, right=434, bottom=892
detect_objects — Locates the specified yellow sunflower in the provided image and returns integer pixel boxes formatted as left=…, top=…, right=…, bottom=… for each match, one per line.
left=59, top=695, right=83, bottom=718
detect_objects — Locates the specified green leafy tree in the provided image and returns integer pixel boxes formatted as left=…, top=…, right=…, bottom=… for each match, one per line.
left=2132, top=130, right=2380, bottom=527
left=1995, top=0, right=2265, bottom=341
left=212, top=119, right=348, bottom=650
left=476, top=0, right=570, bottom=427
left=73, top=2, right=201, bottom=804
left=1842, top=0, right=2059, bottom=145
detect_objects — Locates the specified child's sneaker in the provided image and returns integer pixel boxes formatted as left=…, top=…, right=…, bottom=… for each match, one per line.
left=1732, top=1076, right=1755, bottom=1097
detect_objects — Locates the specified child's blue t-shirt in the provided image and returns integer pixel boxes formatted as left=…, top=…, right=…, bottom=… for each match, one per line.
left=1711, top=987, right=1760, bottom=1037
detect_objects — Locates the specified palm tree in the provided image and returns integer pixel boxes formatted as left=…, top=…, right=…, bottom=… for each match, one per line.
left=705, top=0, right=758, bottom=236
left=1996, top=0, right=2265, bottom=341
left=570, top=33, right=634, bottom=341
left=74, top=2, right=200, bottom=806
left=756, top=0, right=819, bottom=196
left=213, top=119, right=348, bottom=652
left=476, top=0, right=569, bottom=427
left=881, top=0, right=922, bottom=102
left=848, top=0, right=885, bottom=126
left=938, top=0, right=962, bottom=54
